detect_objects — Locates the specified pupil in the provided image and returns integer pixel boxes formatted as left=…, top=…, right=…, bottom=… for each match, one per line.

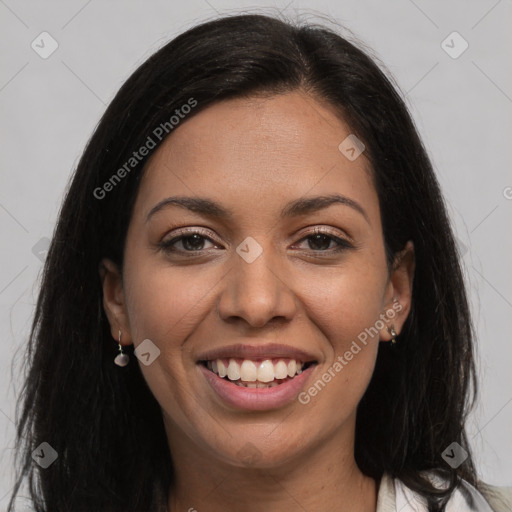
left=183, top=234, right=204, bottom=251
left=309, top=234, right=330, bottom=251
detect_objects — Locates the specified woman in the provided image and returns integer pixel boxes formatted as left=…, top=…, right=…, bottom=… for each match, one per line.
left=8, top=13, right=512, bottom=512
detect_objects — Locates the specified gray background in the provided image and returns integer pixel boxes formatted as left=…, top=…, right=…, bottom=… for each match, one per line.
left=1, top=0, right=511, bottom=506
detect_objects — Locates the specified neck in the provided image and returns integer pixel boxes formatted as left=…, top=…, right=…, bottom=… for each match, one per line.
left=165, top=413, right=378, bottom=512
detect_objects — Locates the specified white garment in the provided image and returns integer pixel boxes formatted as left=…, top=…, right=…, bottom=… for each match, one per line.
left=376, top=472, right=512, bottom=512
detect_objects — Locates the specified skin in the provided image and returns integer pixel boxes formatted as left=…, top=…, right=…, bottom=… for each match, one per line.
left=100, top=90, right=415, bottom=511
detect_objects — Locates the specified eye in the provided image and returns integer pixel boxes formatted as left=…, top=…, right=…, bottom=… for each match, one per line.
left=294, top=228, right=353, bottom=254
left=158, top=227, right=353, bottom=257
left=158, top=229, right=219, bottom=254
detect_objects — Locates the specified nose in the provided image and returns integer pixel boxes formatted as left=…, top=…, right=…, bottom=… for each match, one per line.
left=216, top=243, right=297, bottom=329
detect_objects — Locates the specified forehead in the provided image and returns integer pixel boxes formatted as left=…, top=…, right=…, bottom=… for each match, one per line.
left=135, top=90, right=378, bottom=224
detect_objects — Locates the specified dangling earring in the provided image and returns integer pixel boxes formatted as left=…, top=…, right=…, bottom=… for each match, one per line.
left=114, top=330, right=130, bottom=366
left=389, top=326, right=397, bottom=345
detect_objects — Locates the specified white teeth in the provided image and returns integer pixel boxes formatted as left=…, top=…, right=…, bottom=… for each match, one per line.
left=227, top=358, right=240, bottom=380
left=235, top=380, right=280, bottom=388
left=274, top=360, right=288, bottom=379
left=287, top=360, right=297, bottom=378
left=217, top=359, right=227, bottom=378
left=207, top=357, right=311, bottom=383
left=240, top=360, right=258, bottom=382
left=257, top=359, right=274, bottom=382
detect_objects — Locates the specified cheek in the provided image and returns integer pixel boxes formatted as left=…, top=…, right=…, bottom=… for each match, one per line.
left=124, top=256, right=219, bottom=345
left=121, top=255, right=222, bottom=425
left=295, top=260, right=386, bottom=416
left=303, top=262, right=387, bottom=350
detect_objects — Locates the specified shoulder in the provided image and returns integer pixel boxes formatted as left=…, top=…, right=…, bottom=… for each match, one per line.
left=377, top=471, right=512, bottom=512
left=477, top=480, right=512, bottom=512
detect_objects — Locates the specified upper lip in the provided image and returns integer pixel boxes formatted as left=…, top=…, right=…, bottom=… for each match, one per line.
left=196, top=343, right=318, bottom=363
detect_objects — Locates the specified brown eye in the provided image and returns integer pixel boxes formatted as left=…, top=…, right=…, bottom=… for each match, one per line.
left=295, top=229, right=353, bottom=254
left=159, top=229, right=219, bottom=255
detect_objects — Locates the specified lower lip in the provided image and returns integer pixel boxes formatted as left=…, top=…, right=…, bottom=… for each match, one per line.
left=198, top=363, right=316, bottom=411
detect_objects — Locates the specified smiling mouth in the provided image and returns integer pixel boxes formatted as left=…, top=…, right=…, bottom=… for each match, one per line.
left=199, top=358, right=317, bottom=388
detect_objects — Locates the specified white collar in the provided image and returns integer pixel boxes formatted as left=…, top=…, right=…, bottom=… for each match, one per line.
left=376, top=472, right=497, bottom=512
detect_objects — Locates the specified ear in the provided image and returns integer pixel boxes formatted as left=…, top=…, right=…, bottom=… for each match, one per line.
left=99, top=258, right=132, bottom=345
left=379, top=240, right=415, bottom=341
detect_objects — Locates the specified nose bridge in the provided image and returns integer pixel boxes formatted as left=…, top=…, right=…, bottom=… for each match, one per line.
left=217, top=236, right=296, bottom=326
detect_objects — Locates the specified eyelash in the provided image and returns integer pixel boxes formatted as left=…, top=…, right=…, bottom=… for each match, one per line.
left=158, top=227, right=353, bottom=257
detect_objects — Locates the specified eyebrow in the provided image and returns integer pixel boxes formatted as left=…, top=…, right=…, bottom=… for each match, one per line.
left=145, top=194, right=370, bottom=225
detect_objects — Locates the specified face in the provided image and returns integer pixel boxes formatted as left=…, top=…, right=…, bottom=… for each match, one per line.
left=100, top=90, right=414, bottom=470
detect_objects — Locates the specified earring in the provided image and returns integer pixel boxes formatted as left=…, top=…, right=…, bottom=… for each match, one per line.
left=389, top=326, right=397, bottom=345
left=114, top=330, right=130, bottom=366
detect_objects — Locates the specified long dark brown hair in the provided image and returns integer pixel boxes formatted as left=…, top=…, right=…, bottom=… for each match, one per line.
left=8, top=13, right=479, bottom=512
